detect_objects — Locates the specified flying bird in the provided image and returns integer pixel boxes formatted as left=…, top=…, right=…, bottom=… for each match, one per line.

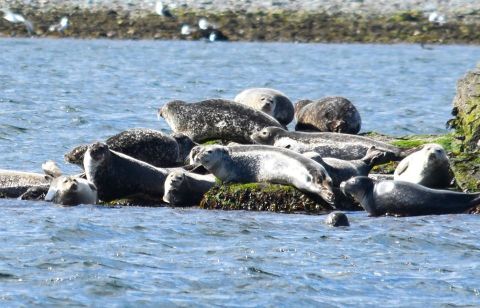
left=49, top=16, right=69, bottom=33
left=1, top=8, right=34, bottom=35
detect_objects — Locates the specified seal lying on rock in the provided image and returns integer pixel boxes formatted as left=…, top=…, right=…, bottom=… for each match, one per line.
left=251, top=127, right=403, bottom=160
left=394, top=143, right=453, bottom=188
left=303, top=146, right=392, bottom=186
left=0, top=169, right=50, bottom=198
left=234, top=88, right=294, bottom=125
left=340, top=176, right=480, bottom=216
left=294, top=97, right=361, bottom=134
left=65, top=128, right=193, bottom=168
left=192, top=144, right=335, bottom=204
left=84, top=142, right=169, bottom=202
left=163, top=170, right=216, bottom=206
left=45, top=176, right=98, bottom=206
left=158, top=99, right=283, bottom=144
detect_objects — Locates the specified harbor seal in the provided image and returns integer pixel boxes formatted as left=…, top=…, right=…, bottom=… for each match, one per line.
left=84, top=142, right=169, bottom=202
left=65, top=128, right=187, bottom=168
left=45, top=176, right=98, bottom=206
left=0, top=169, right=50, bottom=198
left=251, top=127, right=404, bottom=160
left=158, top=99, right=283, bottom=144
left=163, top=170, right=216, bottom=206
left=324, top=211, right=350, bottom=227
left=294, top=97, right=361, bottom=134
left=303, top=146, right=393, bottom=186
left=340, top=176, right=480, bottom=216
left=192, top=144, right=335, bottom=204
left=234, top=88, right=295, bottom=125
left=394, top=143, right=453, bottom=188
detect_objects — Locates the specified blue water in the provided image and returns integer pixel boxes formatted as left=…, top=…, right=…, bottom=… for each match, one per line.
left=0, top=38, right=480, bottom=306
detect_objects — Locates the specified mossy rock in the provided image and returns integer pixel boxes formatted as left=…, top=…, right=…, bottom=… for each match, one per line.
left=200, top=183, right=362, bottom=214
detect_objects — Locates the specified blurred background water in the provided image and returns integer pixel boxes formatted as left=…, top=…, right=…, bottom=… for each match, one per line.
left=0, top=38, right=479, bottom=306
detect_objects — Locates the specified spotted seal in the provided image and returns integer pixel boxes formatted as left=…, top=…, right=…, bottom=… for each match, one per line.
left=45, top=176, right=98, bottom=206
left=303, top=146, right=392, bottom=186
left=340, top=176, right=480, bottom=216
left=394, top=143, right=453, bottom=188
left=163, top=170, right=216, bottom=206
left=0, top=169, right=50, bottom=198
left=234, top=88, right=294, bottom=125
left=65, top=128, right=192, bottom=168
left=294, top=97, right=361, bottom=134
left=324, top=211, right=350, bottom=227
left=158, top=99, right=283, bottom=144
left=192, top=144, right=335, bottom=204
left=84, top=142, right=169, bottom=202
left=251, top=126, right=404, bottom=160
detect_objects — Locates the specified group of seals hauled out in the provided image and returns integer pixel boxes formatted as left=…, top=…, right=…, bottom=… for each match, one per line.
left=1, top=87, right=476, bottom=220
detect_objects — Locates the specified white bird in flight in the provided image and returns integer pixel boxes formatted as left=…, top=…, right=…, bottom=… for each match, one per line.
left=1, top=8, right=34, bottom=35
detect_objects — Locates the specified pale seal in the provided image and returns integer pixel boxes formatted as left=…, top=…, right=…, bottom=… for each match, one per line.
left=303, top=146, right=393, bottom=186
left=163, top=170, right=216, bottom=206
left=234, top=88, right=294, bottom=125
left=45, top=176, right=98, bottom=206
left=394, top=143, right=453, bottom=188
left=251, top=126, right=404, bottom=160
left=294, top=97, right=361, bottom=134
left=83, top=142, right=169, bottom=202
left=340, top=176, right=480, bottom=216
left=0, top=169, right=50, bottom=198
left=158, top=99, right=283, bottom=144
left=65, top=128, right=190, bottom=168
left=192, top=144, right=335, bottom=205
left=324, top=211, right=350, bottom=227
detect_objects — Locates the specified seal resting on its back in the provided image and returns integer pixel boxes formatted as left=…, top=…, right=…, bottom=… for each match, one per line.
left=158, top=99, right=283, bottom=144
left=65, top=128, right=194, bottom=168
left=234, top=88, right=294, bottom=125
left=340, top=176, right=480, bottom=216
left=45, top=176, right=98, bottom=206
left=294, top=97, right=361, bottom=134
left=394, top=143, right=453, bottom=188
left=251, top=126, right=404, bottom=160
left=83, top=142, right=169, bottom=202
left=192, top=144, right=335, bottom=205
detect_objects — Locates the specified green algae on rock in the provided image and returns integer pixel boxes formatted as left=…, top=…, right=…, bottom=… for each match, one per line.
left=200, top=182, right=362, bottom=214
left=1, top=8, right=480, bottom=43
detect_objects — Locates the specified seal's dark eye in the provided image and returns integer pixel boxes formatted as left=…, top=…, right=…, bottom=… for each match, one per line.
left=285, top=145, right=291, bottom=149
left=262, top=131, right=267, bottom=135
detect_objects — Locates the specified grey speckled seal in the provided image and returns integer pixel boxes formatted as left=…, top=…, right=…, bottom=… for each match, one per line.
left=303, top=146, right=392, bottom=186
left=65, top=128, right=189, bottom=168
left=45, top=176, right=98, bottom=206
left=193, top=144, right=335, bottom=205
left=234, top=88, right=295, bottom=125
left=295, top=97, right=361, bottom=134
left=394, top=143, right=453, bottom=188
left=251, top=126, right=404, bottom=160
left=158, top=99, right=283, bottom=144
left=163, top=170, right=216, bottom=206
left=83, top=142, right=169, bottom=202
left=340, top=176, right=480, bottom=217
left=0, top=169, right=50, bottom=198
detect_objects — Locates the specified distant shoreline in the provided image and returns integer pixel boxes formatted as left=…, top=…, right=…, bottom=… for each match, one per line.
left=1, top=5, right=480, bottom=43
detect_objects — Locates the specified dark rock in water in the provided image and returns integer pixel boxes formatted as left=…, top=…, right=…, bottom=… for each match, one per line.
left=65, top=128, right=184, bottom=168
left=295, top=97, right=361, bottom=134
left=325, top=211, right=350, bottom=227
left=200, top=183, right=362, bottom=214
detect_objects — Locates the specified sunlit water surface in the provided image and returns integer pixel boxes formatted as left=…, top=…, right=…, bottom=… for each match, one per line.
left=0, top=39, right=479, bottom=306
